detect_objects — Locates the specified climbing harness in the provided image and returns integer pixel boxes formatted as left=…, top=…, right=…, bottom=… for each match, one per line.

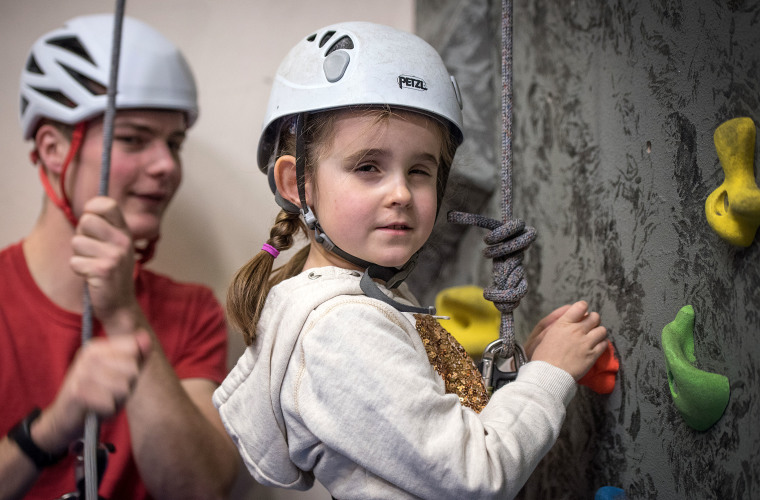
left=448, top=0, right=536, bottom=393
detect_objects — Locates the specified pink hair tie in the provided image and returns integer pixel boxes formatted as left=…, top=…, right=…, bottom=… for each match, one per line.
left=261, top=243, right=280, bottom=258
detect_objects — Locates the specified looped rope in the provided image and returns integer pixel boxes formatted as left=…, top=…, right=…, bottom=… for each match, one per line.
left=447, top=211, right=535, bottom=356
left=446, top=0, right=532, bottom=360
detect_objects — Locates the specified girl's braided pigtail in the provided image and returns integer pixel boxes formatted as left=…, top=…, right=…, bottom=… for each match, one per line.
left=227, top=209, right=307, bottom=345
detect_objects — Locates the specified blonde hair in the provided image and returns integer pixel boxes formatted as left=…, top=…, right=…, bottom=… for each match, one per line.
left=227, top=107, right=456, bottom=345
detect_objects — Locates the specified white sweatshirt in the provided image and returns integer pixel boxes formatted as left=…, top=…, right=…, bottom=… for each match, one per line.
left=213, top=266, right=577, bottom=500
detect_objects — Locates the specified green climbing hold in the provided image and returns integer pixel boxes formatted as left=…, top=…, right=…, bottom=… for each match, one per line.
left=661, top=305, right=730, bottom=431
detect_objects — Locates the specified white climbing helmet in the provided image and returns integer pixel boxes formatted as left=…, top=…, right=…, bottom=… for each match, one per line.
left=257, top=21, right=464, bottom=172
left=20, top=14, right=198, bottom=140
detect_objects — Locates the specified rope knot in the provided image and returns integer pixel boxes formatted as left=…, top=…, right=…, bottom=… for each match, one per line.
left=447, top=211, right=536, bottom=315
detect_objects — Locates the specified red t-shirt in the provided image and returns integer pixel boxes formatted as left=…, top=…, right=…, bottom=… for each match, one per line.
left=0, top=241, right=228, bottom=499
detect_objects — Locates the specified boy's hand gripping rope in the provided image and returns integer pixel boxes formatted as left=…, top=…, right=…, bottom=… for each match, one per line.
left=448, top=0, right=535, bottom=390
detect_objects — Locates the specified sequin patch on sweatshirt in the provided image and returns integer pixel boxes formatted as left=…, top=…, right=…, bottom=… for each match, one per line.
left=414, top=313, right=489, bottom=413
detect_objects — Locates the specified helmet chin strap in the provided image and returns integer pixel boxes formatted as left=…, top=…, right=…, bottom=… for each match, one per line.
left=285, top=113, right=436, bottom=315
left=34, top=120, right=160, bottom=266
left=37, top=121, right=88, bottom=227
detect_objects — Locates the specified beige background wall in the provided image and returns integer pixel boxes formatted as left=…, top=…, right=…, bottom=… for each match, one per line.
left=0, top=1, right=413, bottom=498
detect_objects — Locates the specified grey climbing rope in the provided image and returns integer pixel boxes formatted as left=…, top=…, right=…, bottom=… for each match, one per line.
left=448, top=0, right=535, bottom=366
left=81, top=1, right=126, bottom=498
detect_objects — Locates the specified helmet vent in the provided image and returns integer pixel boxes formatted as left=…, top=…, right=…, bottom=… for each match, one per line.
left=46, top=36, right=96, bottom=65
left=26, top=55, right=43, bottom=75
left=60, top=63, right=107, bottom=96
left=30, top=87, right=77, bottom=109
left=306, top=33, right=317, bottom=42
left=325, top=36, right=354, bottom=55
left=20, top=96, right=29, bottom=115
left=319, top=31, right=336, bottom=48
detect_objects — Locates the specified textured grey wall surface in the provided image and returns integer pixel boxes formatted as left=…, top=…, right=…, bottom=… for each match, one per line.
left=416, top=0, right=760, bottom=498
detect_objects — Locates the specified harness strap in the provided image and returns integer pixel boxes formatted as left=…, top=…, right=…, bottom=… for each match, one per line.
left=359, top=270, right=435, bottom=315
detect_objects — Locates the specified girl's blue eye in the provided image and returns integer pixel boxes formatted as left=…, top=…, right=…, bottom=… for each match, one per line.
left=356, top=164, right=377, bottom=172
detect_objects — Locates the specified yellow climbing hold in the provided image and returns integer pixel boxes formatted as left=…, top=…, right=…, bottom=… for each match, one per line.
left=705, top=117, right=760, bottom=247
left=435, top=286, right=500, bottom=357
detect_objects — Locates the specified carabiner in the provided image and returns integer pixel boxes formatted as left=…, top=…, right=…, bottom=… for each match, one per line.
left=479, top=338, right=527, bottom=395
left=55, top=440, right=114, bottom=500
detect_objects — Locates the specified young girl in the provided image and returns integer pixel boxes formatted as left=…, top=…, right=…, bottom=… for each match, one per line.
left=214, top=22, right=609, bottom=499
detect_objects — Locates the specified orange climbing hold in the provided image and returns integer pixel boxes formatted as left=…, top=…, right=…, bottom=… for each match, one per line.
left=579, top=341, right=619, bottom=394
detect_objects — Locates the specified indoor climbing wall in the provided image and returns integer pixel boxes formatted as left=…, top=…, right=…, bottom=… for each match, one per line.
left=415, top=0, right=760, bottom=498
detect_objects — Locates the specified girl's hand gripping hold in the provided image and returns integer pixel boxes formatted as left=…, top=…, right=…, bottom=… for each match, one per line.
left=527, top=301, right=609, bottom=381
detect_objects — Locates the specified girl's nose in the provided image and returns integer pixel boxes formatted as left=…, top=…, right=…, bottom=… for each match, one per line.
left=388, top=174, right=412, bottom=207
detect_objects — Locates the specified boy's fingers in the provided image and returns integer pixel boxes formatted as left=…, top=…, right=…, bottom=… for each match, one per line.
left=81, top=196, right=128, bottom=230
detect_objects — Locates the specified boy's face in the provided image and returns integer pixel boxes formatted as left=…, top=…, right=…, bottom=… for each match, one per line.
left=305, top=110, right=441, bottom=270
left=67, top=109, right=187, bottom=241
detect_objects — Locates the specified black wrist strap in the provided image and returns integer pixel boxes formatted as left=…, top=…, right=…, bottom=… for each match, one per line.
left=8, top=407, right=67, bottom=469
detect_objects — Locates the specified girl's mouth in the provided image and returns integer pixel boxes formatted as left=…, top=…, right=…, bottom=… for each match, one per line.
left=379, top=224, right=412, bottom=233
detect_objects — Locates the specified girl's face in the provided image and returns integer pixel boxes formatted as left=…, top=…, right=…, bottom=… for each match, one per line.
left=67, top=109, right=186, bottom=241
left=303, top=110, right=442, bottom=271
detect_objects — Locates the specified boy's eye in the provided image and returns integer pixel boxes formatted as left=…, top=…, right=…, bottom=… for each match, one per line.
left=168, top=139, right=184, bottom=154
left=116, top=135, right=148, bottom=148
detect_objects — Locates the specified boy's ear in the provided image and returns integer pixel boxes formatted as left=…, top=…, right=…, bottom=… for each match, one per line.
left=34, top=124, right=70, bottom=175
left=274, top=155, right=303, bottom=206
